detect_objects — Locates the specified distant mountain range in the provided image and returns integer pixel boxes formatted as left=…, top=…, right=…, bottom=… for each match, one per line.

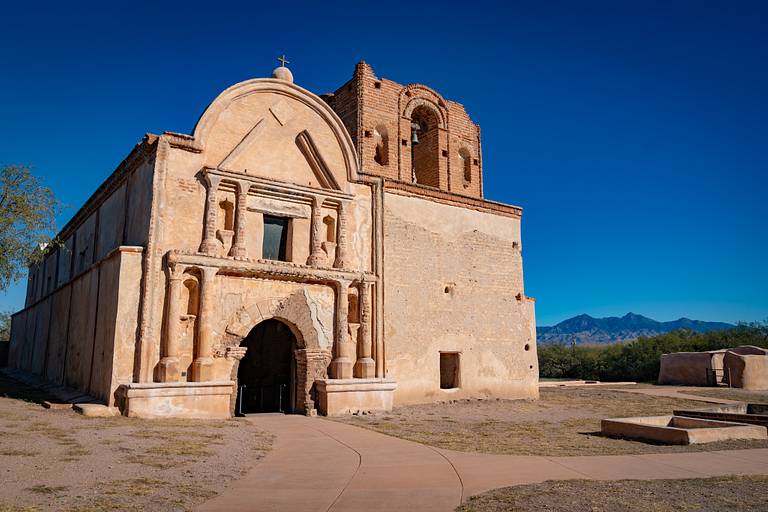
left=537, top=313, right=734, bottom=345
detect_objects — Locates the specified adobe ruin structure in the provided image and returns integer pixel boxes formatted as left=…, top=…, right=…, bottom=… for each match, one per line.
left=7, top=61, right=538, bottom=418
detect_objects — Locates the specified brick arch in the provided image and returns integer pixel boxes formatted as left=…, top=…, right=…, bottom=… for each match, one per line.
left=222, top=293, right=329, bottom=351
left=402, top=96, right=446, bottom=128
left=222, top=290, right=332, bottom=414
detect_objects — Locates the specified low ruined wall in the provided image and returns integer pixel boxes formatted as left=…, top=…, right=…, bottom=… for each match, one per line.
left=724, top=351, right=768, bottom=390
left=382, top=192, right=538, bottom=405
left=8, top=247, right=143, bottom=405
left=658, top=352, right=715, bottom=386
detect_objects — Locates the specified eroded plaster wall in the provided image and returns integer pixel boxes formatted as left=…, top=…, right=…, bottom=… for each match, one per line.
left=10, top=141, right=156, bottom=402
left=382, top=192, right=538, bottom=404
left=7, top=248, right=143, bottom=404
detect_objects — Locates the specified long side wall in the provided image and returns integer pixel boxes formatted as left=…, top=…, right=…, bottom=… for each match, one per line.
left=8, top=247, right=144, bottom=405
left=8, top=137, right=156, bottom=404
left=382, top=192, right=538, bottom=404
left=24, top=141, right=156, bottom=308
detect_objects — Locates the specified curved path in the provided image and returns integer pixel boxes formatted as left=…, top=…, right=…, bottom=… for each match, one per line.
left=197, top=415, right=768, bottom=512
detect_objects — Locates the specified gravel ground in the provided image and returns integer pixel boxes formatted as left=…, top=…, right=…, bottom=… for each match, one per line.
left=0, top=374, right=272, bottom=512
left=333, top=386, right=768, bottom=456
left=456, top=476, right=768, bottom=512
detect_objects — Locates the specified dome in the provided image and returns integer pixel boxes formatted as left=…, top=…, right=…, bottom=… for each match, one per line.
left=272, top=66, right=294, bottom=83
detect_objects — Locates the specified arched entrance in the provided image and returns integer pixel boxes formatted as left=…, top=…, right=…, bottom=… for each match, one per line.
left=236, top=319, right=297, bottom=414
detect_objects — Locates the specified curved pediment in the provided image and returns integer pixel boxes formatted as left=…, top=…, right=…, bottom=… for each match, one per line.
left=188, top=79, right=359, bottom=192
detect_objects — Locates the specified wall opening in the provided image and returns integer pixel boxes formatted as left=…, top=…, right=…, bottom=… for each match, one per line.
left=323, top=215, right=336, bottom=243
left=440, top=352, right=460, bottom=389
left=348, top=291, right=360, bottom=324
left=262, top=215, right=290, bottom=261
left=373, top=125, right=389, bottom=166
left=459, top=147, right=472, bottom=185
left=219, top=198, right=234, bottom=231
left=236, top=319, right=296, bottom=414
left=411, top=106, right=440, bottom=187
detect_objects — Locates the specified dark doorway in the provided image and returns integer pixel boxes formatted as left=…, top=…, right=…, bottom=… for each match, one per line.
left=236, top=319, right=296, bottom=414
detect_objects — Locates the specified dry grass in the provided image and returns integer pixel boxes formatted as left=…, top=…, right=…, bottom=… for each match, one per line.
left=25, top=486, right=68, bottom=495
left=334, top=386, right=768, bottom=456
left=457, top=476, right=768, bottom=512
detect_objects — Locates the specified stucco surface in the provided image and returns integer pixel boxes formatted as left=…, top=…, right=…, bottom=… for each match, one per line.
left=658, top=352, right=717, bottom=386
left=96, top=183, right=126, bottom=260
left=44, top=286, right=72, bottom=384
left=382, top=192, right=537, bottom=404
left=724, top=351, right=768, bottom=390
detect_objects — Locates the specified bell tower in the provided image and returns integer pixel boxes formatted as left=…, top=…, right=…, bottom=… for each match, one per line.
left=323, top=61, right=484, bottom=198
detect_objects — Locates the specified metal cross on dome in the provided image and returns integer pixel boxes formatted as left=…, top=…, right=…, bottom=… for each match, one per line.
left=277, top=55, right=290, bottom=67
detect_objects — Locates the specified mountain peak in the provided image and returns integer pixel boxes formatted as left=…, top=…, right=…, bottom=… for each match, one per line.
left=537, top=313, right=734, bottom=345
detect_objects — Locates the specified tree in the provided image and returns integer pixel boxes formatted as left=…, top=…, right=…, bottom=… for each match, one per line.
left=0, top=310, right=9, bottom=341
left=0, top=164, right=60, bottom=291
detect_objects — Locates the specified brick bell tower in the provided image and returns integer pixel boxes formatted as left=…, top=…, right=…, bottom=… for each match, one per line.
left=323, top=61, right=484, bottom=198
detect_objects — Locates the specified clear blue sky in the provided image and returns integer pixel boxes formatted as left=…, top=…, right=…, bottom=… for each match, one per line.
left=1, top=1, right=766, bottom=326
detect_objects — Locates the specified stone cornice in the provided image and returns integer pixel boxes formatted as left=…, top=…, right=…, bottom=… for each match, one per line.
left=378, top=178, right=523, bottom=218
left=203, top=167, right=355, bottom=203
left=167, top=250, right=376, bottom=285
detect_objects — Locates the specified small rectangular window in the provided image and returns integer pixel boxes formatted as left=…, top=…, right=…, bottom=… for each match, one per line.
left=262, top=215, right=290, bottom=261
left=440, top=352, right=460, bottom=389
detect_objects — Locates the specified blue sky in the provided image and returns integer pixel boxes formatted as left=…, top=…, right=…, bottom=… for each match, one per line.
left=1, top=1, right=766, bottom=326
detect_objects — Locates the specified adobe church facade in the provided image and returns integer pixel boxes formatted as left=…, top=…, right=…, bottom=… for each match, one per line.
left=7, top=61, right=538, bottom=418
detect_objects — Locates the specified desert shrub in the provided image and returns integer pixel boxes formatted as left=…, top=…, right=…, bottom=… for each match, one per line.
left=538, top=323, right=768, bottom=382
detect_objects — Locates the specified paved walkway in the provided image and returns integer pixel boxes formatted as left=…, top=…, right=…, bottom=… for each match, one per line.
left=196, top=415, right=768, bottom=512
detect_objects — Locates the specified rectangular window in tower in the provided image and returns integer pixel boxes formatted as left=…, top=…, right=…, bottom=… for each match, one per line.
left=262, top=215, right=290, bottom=261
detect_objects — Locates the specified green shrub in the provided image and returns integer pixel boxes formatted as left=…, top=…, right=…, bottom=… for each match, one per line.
left=538, top=323, right=768, bottom=382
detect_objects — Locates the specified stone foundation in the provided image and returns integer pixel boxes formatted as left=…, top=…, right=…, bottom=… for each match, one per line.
left=601, top=415, right=767, bottom=445
left=315, top=378, right=396, bottom=416
left=117, top=381, right=235, bottom=419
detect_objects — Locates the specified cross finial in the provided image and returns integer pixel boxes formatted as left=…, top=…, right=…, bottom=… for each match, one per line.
left=277, top=54, right=289, bottom=67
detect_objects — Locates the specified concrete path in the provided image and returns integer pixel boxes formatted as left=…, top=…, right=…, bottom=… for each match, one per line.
left=196, top=415, right=768, bottom=512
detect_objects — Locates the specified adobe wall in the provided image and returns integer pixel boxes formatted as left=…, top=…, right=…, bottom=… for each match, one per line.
left=724, top=350, right=768, bottom=390
left=8, top=247, right=143, bottom=404
left=658, top=352, right=716, bottom=386
left=382, top=192, right=538, bottom=404
left=24, top=147, right=156, bottom=308
left=10, top=136, right=156, bottom=404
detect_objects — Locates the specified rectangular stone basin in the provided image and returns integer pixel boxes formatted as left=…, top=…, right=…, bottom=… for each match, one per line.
left=674, top=404, right=768, bottom=429
left=601, top=415, right=767, bottom=445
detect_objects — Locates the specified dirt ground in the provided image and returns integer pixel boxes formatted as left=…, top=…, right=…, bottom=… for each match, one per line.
left=334, top=386, right=768, bottom=456
left=456, top=476, right=768, bottom=512
left=0, top=375, right=272, bottom=512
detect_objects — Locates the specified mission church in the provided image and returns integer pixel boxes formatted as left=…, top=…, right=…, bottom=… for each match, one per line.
left=8, top=59, right=539, bottom=418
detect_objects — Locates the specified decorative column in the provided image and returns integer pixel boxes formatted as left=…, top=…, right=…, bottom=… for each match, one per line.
left=191, top=266, right=218, bottom=381
left=229, top=180, right=248, bottom=258
left=354, top=281, right=375, bottom=378
left=329, top=280, right=353, bottom=379
left=333, top=201, right=349, bottom=269
left=199, top=173, right=222, bottom=255
left=157, top=263, right=185, bottom=382
left=307, top=195, right=324, bottom=267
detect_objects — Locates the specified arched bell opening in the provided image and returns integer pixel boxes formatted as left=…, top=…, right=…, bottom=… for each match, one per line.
left=235, top=319, right=298, bottom=415
left=410, top=105, right=441, bottom=187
